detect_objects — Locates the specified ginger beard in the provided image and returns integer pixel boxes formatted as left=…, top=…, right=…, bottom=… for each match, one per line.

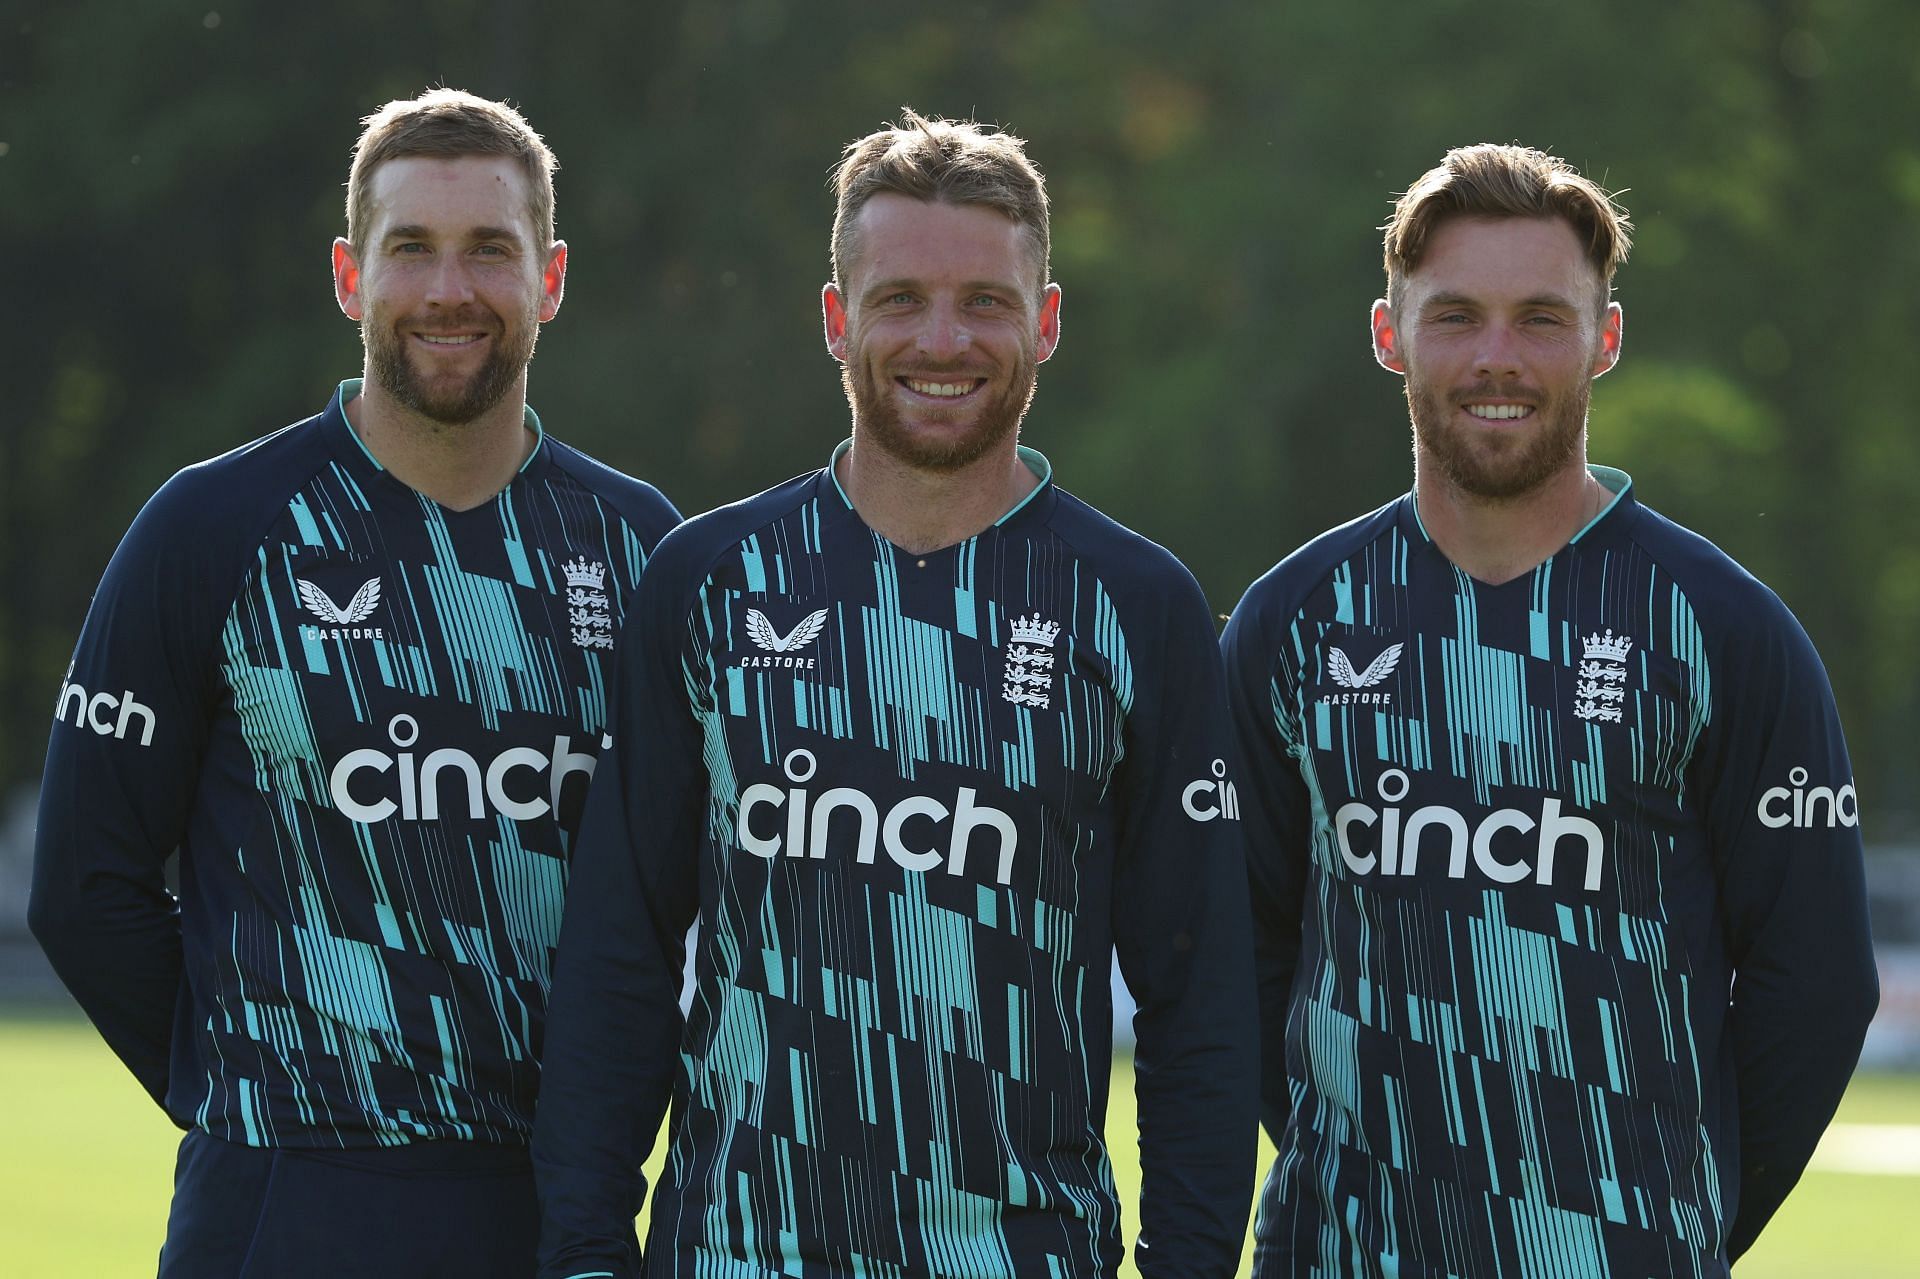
left=840, top=332, right=1040, bottom=473
left=1407, top=368, right=1592, bottom=501
left=363, top=294, right=540, bottom=427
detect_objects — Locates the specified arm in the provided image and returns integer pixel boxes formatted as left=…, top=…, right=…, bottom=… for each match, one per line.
left=1700, top=596, right=1878, bottom=1258
left=533, top=547, right=705, bottom=1279
left=28, top=477, right=218, bottom=1110
left=1112, top=570, right=1259, bottom=1279
left=1219, top=584, right=1313, bottom=1146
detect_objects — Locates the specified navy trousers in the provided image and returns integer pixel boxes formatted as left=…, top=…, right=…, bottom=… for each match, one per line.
left=157, top=1129, right=539, bottom=1278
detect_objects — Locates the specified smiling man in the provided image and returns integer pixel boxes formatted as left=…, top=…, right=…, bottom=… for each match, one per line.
left=532, top=111, right=1258, bottom=1279
left=30, top=90, right=679, bottom=1277
left=1222, top=144, right=1878, bottom=1276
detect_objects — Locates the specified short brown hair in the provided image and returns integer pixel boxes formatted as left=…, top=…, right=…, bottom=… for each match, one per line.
left=1383, top=143, right=1632, bottom=308
left=345, top=88, right=558, bottom=253
left=830, top=109, right=1050, bottom=291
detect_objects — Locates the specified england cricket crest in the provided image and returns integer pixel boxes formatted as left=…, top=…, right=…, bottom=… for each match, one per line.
left=564, top=557, right=613, bottom=650
left=1576, top=629, right=1632, bottom=723
left=1001, top=613, right=1061, bottom=710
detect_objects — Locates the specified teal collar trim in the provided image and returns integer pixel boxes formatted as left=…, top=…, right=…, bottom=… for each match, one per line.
left=1568, top=464, right=1631, bottom=543
left=334, top=377, right=545, bottom=474
left=1409, top=463, right=1633, bottom=545
left=828, top=438, right=853, bottom=506
left=1000, top=446, right=1053, bottom=524
left=825, top=439, right=1053, bottom=525
left=520, top=401, right=546, bottom=472
left=336, top=379, right=383, bottom=471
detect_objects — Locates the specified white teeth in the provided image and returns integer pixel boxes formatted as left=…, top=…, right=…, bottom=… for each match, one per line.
left=419, top=334, right=482, bottom=345
left=905, top=379, right=976, bottom=398
left=1465, top=403, right=1531, bottom=420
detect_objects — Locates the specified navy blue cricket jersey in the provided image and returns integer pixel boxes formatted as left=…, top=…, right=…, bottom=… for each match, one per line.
left=31, top=380, right=680, bottom=1150
left=533, top=445, right=1258, bottom=1279
left=1222, top=468, right=1878, bottom=1277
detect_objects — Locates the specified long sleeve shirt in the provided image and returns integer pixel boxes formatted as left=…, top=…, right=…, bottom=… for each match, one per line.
left=1222, top=468, right=1877, bottom=1277
left=533, top=446, right=1257, bottom=1278
left=31, top=380, right=679, bottom=1148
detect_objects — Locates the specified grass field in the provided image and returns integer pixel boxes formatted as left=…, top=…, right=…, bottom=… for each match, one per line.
left=3, top=1014, right=1914, bottom=1275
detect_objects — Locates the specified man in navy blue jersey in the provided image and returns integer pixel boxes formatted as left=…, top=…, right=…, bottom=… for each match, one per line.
left=30, top=89, right=680, bottom=1277
left=1223, top=144, right=1879, bottom=1276
left=533, top=111, right=1258, bottom=1278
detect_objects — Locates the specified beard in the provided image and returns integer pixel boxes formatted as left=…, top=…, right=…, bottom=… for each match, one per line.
left=843, top=351, right=1039, bottom=472
left=1408, top=373, right=1590, bottom=501
left=364, top=301, right=538, bottom=427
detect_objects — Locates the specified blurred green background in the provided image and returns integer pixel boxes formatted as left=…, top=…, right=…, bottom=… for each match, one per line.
left=4, top=0, right=1918, bottom=825
left=5, top=2, right=1919, bottom=1275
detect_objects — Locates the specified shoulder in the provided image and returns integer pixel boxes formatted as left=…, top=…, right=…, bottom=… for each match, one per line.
left=117, top=412, right=333, bottom=566
left=542, top=437, right=682, bottom=545
left=1229, top=499, right=1402, bottom=630
left=638, top=471, right=822, bottom=603
left=83, top=409, right=335, bottom=661
left=1043, top=486, right=1211, bottom=612
left=1618, top=499, right=1820, bottom=668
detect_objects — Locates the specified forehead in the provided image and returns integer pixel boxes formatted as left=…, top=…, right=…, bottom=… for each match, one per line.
left=1404, top=215, right=1601, bottom=305
left=844, top=193, right=1038, bottom=291
left=362, top=155, right=536, bottom=238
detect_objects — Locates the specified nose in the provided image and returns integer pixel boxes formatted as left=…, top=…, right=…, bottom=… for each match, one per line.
left=915, top=299, right=971, bottom=362
left=1472, top=327, right=1523, bottom=381
left=423, top=253, right=476, bottom=308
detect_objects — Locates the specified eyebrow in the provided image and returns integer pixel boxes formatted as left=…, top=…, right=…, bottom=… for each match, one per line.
left=862, top=277, right=1023, bottom=299
left=1423, top=290, right=1582, bottom=311
left=383, top=224, right=526, bottom=246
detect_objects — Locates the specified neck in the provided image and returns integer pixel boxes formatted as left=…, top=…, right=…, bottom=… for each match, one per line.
left=1414, top=455, right=1611, bottom=586
left=345, top=374, right=535, bottom=511
left=836, top=436, right=1039, bottom=556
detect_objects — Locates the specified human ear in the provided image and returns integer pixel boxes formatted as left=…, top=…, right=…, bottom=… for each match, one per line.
left=1371, top=299, right=1406, bottom=374
left=822, top=284, right=850, bottom=360
left=333, top=239, right=363, bottom=321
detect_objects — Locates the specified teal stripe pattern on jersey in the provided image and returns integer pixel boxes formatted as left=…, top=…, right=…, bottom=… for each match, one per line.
left=534, top=451, right=1259, bottom=1278
left=1225, top=471, right=1876, bottom=1277
left=34, top=382, right=680, bottom=1150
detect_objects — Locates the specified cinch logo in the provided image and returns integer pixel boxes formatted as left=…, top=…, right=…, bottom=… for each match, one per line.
left=328, top=713, right=595, bottom=823
left=1182, top=758, right=1241, bottom=822
left=734, top=748, right=1017, bottom=885
left=1757, top=766, right=1859, bottom=829
left=1334, top=768, right=1607, bottom=892
left=54, top=675, right=157, bottom=746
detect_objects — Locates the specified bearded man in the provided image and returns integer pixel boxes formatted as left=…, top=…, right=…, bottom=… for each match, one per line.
left=532, top=110, right=1258, bottom=1279
left=1222, top=143, right=1877, bottom=1277
left=31, top=89, right=679, bottom=1278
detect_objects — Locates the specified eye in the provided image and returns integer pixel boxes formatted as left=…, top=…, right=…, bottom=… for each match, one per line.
left=1524, top=313, right=1565, bottom=326
left=394, top=242, right=429, bottom=255
left=888, top=292, right=916, bottom=305
left=474, top=244, right=508, bottom=257
left=969, top=293, right=999, bottom=307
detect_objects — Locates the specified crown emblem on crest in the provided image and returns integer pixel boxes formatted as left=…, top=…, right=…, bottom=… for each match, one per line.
left=1582, top=629, right=1633, bottom=663
left=1008, top=613, right=1062, bottom=647
left=564, top=557, right=607, bottom=590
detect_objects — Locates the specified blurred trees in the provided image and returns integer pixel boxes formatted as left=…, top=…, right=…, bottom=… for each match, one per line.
left=3, top=0, right=1915, bottom=827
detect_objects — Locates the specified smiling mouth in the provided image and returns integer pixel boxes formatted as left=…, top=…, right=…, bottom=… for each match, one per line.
left=898, top=376, right=985, bottom=399
left=1462, top=402, right=1534, bottom=421
left=414, top=333, right=487, bottom=348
